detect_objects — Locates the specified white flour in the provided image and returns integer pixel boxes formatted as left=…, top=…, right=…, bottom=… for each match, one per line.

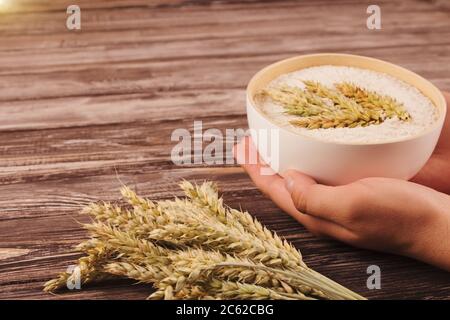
left=258, top=66, right=439, bottom=143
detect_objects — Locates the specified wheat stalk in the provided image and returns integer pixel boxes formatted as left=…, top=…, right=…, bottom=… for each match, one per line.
left=149, top=280, right=306, bottom=300
left=88, top=220, right=360, bottom=299
left=44, top=203, right=162, bottom=291
left=86, top=224, right=285, bottom=290
left=83, top=223, right=327, bottom=298
left=57, top=192, right=197, bottom=291
left=103, top=249, right=323, bottom=300
left=82, top=215, right=353, bottom=299
left=261, top=85, right=334, bottom=117
left=303, top=81, right=383, bottom=124
left=105, top=261, right=310, bottom=300
left=147, top=221, right=299, bottom=270
left=213, top=262, right=363, bottom=300
left=141, top=195, right=305, bottom=271
left=149, top=283, right=213, bottom=300
left=84, top=223, right=170, bottom=265
left=335, top=82, right=411, bottom=121
left=43, top=240, right=111, bottom=292
left=179, top=181, right=307, bottom=267
left=44, top=181, right=365, bottom=300
left=207, top=280, right=309, bottom=300
left=259, top=80, right=412, bottom=129
left=101, top=265, right=208, bottom=300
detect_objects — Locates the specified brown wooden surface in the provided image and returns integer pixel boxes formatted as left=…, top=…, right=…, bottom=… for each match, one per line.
left=1, top=0, right=450, bottom=300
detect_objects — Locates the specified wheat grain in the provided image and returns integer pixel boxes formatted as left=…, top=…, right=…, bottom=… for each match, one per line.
left=336, top=82, right=411, bottom=121
left=43, top=240, right=111, bottom=292
left=120, top=186, right=155, bottom=210
left=180, top=181, right=307, bottom=266
left=68, top=194, right=195, bottom=289
left=208, top=280, right=310, bottom=300
left=89, top=224, right=276, bottom=288
left=61, top=203, right=162, bottom=289
left=150, top=281, right=213, bottom=300
left=260, top=81, right=389, bottom=129
left=104, top=250, right=323, bottom=299
left=261, top=85, right=333, bottom=117
left=84, top=222, right=170, bottom=265
left=147, top=221, right=297, bottom=269
left=304, top=80, right=383, bottom=124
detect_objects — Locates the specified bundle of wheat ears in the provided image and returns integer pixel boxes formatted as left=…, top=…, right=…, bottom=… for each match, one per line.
left=260, top=81, right=411, bottom=129
left=44, top=181, right=365, bottom=300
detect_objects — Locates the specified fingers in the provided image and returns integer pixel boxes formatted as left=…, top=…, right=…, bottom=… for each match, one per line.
left=233, top=137, right=356, bottom=242
left=233, top=137, right=302, bottom=217
left=283, top=170, right=359, bottom=224
left=411, top=91, right=450, bottom=193
left=233, top=136, right=278, bottom=197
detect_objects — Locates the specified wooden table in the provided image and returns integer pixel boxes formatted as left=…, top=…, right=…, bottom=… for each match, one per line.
left=1, top=0, right=449, bottom=300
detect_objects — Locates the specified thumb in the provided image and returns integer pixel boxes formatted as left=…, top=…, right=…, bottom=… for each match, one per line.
left=283, top=170, right=345, bottom=223
left=283, top=170, right=317, bottom=214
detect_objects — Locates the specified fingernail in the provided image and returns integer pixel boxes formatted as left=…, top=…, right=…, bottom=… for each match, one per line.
left=285, top=175, right=294, bottom=193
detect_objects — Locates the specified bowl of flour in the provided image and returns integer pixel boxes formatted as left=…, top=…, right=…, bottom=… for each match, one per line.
left=246, top=54, right=447, bottom=185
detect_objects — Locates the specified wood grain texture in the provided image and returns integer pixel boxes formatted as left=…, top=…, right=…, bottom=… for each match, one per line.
left=1, top=0, right=450, bottom=300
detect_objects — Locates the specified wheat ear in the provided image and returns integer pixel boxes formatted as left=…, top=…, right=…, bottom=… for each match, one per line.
left=304, top=81, right=383, bottom=122
left=179, top=180, right=306, bottom=267
left=87, top=223, right=295, bottom=292
left=118, top=185, right=363, bottom=299
left=85, top=221, right=326, bottom=298
left=335, top=82, right=411, bottom=121
left=45, top=203, right=162, bottom=291
left=43, top=240, right=111, bottom=292
left=44, top=181, right=365, bottom=300
left=261, top=85, right=333, bottom=116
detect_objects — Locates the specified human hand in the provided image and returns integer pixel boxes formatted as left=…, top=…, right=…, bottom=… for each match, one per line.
left=234, top=136, right=450, bottom=271
left=412, top=92, right=450, bottom=194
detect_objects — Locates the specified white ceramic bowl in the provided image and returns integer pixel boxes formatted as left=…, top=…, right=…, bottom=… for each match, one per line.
left=246, top=53, right=447, bottom=185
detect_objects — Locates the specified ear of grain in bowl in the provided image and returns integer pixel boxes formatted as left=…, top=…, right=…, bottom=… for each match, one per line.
left=246, top=54, right=447, bottom=185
